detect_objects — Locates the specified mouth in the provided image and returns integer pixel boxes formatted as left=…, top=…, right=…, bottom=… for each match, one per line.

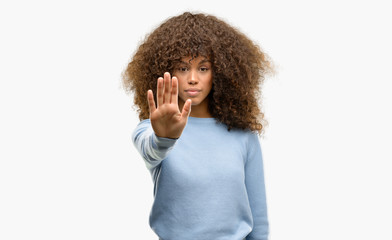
left=185, top=89, right=201, bottom=97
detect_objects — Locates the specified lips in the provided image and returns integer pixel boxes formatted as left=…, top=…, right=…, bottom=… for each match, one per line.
left=185, top=88, right=201, bottom=92
left=185, top=88, right=201, bottom=96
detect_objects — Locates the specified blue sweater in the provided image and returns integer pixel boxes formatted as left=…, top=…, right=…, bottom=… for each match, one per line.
left=132, top=117, right=269, bottom=240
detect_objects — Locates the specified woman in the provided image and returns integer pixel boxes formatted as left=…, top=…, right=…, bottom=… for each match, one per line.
left=123, top=11, right=275, bottom=240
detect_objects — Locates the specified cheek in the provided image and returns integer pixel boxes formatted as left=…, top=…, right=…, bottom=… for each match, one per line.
left=176, top=79, right=186, bottom=100
left=175, top=76, right=185, bottom=87
left=206, top=76, right=213, bottom=89
left=177, top=81, right=186, bottom=94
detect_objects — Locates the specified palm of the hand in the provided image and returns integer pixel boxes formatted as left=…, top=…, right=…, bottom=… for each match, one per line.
left=147, top=72, right=191, bottom=139
left=150, top=103, right=185, bottom=139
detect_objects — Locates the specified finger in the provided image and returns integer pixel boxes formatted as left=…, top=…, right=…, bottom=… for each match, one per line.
left=147, top=90, right=156, bottom=115
left=157, top=77, right=163, bottom=107
left=163, top=72, right=171, bottom=104
left=181, top=99, right=192, bottom=119
left=171, top=76, right=178, bottom=105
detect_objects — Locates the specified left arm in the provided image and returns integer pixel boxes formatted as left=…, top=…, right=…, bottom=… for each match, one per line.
left=245, top=133, right=269, bottom=240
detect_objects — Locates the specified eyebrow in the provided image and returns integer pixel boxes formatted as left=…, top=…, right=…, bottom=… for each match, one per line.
left=178, top=59, right=211, bottom=65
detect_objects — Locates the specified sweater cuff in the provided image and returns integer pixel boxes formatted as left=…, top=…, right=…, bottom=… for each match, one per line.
left=152, top=133, right=178, bottom=149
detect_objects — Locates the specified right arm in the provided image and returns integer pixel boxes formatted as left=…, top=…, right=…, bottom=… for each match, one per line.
left=132, top=120, right=178, bottom=170
left=132, top=72, right=192, bottom=169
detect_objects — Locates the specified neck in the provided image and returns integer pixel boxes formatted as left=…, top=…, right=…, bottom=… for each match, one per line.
left=179, top=99, right=212, bottom=118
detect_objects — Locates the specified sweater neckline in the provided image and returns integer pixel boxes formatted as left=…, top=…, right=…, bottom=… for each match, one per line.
left=188, top=116, right=216, bottom=123
left=141, top=117, right=217, bottom=124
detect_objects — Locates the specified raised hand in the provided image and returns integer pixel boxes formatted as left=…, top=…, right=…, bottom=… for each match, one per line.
left=147, top=72, right=192, bottom=139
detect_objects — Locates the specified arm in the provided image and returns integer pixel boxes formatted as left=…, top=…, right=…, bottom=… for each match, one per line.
left=132, top=72, right=192, bottom=170
left=132, top=120, right=178, bottom=170
left=245, top=133, right=269, bottom=240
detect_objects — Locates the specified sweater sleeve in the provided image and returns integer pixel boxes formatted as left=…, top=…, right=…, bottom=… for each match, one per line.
left=131, top=119, right=178, bottom=170
left=245, top=133, right=269, bottom=240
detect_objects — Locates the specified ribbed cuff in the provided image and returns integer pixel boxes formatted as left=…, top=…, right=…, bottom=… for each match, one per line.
left=152, top=133, right=178, bottom=148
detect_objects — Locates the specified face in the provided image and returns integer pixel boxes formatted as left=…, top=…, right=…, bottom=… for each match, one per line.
left=172, top=55, right=213, bottom=117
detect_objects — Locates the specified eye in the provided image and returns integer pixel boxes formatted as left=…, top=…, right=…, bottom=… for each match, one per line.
left=177, top=67, right=188, bottom=72
left=200, top=67, right=209, bottom=72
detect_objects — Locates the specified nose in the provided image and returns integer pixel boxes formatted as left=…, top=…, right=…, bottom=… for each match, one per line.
left=188, top=69, right=198, bottom=85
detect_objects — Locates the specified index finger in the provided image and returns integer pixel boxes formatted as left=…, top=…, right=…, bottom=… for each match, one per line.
left=157, top=77, right=163, bottom=107
left=147, top=90, right=156, bottom=114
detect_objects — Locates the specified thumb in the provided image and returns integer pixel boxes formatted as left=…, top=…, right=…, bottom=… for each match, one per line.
left=180, top=99, right=192, bottom=119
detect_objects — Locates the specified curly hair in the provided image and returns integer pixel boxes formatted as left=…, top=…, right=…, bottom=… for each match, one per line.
left=122, top=11, right=275, bottom=135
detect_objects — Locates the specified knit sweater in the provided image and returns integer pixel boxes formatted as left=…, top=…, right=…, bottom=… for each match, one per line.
left=132, top=117, right=269, bottom=240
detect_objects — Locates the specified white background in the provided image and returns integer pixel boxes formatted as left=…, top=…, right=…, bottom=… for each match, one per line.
left=1, top=0, right=391, bottom=239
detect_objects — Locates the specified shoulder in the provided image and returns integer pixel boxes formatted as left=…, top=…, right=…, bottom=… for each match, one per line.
left=222, top=127, right=261, bottom=152
left=227, top=127, right=259, bottom=143
left=223, top=129, right=261, bottom=164
left=136, top=118, right=150, bottom=126
left=135, top=118, right=151, bottom=130
left=235, top=129, right=261, bottom=154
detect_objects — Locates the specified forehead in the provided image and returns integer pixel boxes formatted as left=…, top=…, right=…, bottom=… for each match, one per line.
left=179, top=55, right=210, bottom=64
